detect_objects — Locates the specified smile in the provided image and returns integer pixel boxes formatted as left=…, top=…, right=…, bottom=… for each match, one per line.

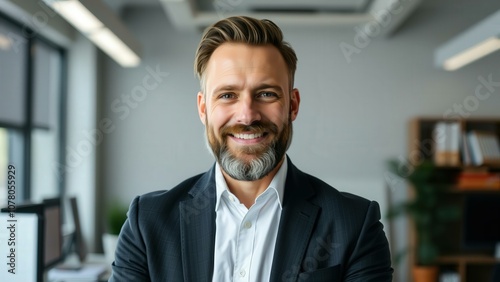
left=232, top=133, right=265, bottom=140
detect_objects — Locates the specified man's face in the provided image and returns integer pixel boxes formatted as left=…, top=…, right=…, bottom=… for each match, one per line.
left=197, top=43, right=300, bottom=181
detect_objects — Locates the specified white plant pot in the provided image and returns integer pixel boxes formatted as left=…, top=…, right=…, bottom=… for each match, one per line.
left=102, top=233, right=119, bottom=267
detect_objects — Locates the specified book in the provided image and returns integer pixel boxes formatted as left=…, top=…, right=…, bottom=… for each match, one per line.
left=456, top=171, right=500, bottom=190
left=467, top=131, right=500, bottom=166
left=477, top=132, right=500, bottom=165
left=461, top=132, right=472, bottom=166
left=433, top=121, right=461, bottom=166
left=448, top=122, right=461, bottom=166
left=433, top=122, right=449, bottom=166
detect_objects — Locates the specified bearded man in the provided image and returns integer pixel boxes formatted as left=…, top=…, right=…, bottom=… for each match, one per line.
left=110, top=16, right=393, bottom=282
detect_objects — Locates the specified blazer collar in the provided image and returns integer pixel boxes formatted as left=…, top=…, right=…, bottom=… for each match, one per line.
left=270, top=157, right=321, bottom=281
left=180, top=164, right=217, bottom=282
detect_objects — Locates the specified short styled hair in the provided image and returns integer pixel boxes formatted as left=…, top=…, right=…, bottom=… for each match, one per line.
left=194, top=16, right=297, bottom=92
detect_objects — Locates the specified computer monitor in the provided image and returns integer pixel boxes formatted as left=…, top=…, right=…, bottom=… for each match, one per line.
left=69, top=197, right=88, bottom=263
left=0, top=203, right=44, bottom=282
left=42, top=197, right=64, bottom=269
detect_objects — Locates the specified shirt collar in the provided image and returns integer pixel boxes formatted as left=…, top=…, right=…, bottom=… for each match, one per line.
left=214, top=156, right=288, bottom=211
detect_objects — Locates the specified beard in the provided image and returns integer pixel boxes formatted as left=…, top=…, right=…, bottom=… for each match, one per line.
left=205, top=117, right=293, bottom=181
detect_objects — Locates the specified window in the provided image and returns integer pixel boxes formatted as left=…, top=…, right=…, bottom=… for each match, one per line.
left=0, top=13, right=65, bottom=206
left=31, top=39, right=64, bottom=202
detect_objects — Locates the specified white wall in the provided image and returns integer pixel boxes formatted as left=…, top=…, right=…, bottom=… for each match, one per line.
left=100, top=11, right=208, bottom=205
left=99, top=1, right=500, bottom=278
left=65, top=34, right=99, bottom=252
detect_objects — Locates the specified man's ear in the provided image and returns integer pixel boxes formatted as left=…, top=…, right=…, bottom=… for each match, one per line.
left=290, top=88, right=300, bottom=121
left=197, top=91, right=206, bottom=125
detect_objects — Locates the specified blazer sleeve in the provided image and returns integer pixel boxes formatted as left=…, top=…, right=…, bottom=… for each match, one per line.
left=344, top=201, right=393, bottom=282
left=109, top=196, right=151, bottom=282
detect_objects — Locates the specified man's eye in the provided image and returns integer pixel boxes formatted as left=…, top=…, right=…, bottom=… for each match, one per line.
left=258, top=92, right=277, bottom=98
left=219, top=93, right=234, bottom=99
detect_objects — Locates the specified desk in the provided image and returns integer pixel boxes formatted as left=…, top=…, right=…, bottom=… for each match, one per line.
left=46, top=253, right=111, bottom=282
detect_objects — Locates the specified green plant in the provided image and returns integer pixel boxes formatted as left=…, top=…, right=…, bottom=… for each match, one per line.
left=386, top=160, right=460, bottom=265
left=107, top=202, right=128, bottom=235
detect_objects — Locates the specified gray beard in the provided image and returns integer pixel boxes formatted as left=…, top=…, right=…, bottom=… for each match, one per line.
left=219, top=145, right=277, bottom=181
left=204, top=118, right=292, bottom=181
left=203, top=134, right=280, bottom=181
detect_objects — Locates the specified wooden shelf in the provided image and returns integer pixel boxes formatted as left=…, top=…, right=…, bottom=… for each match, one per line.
left=449, top=188, right=500, bottom=193
left=436, top=255, right=500, bottom=282
left=405, top=117, right=500, bottom=282
left=434, top=165, right=500, bottom=170
left=437, top=255, right=500, bottom=264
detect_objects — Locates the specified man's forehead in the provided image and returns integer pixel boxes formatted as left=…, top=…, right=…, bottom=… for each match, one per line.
left=204, top=43, right=289, bottom=92
left=208, top=43, right=282, bottom=67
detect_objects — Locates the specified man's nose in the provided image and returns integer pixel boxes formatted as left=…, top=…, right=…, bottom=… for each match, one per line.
left=236, top=96, right=261, bottom=125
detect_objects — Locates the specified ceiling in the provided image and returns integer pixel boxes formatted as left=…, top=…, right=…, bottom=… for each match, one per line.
left=103, top=0, right=422, bottom=35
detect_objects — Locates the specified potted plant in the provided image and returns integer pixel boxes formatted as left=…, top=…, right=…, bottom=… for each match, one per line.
left=102, top=202, right=128, bottom=266
left=386, top=160, right=460, bottom=282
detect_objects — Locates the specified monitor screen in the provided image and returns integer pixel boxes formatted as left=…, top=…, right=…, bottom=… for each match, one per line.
left=42, top=198, right=63, bottom=269
left=462, top=193, right=500, bottom=252
left=69, top=197, right=88, bottom=262
left=0, top=203, right=44, bottom=282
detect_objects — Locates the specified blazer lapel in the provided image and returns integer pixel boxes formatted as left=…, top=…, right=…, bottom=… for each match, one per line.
left=270, top=159, right=320, bottom=282
left=180, top=166, right=217, bottom=282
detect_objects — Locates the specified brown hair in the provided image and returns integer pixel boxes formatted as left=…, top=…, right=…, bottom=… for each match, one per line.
left=194, top=16, right=297, bottom=92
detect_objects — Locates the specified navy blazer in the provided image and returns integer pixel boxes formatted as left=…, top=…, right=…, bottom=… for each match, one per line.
left=109, top=158, right=393, bottom=281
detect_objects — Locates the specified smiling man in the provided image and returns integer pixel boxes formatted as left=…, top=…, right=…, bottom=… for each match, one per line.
left=198, top=41, right=298, bottom=208
left=109, top=16, right=393, bottom=282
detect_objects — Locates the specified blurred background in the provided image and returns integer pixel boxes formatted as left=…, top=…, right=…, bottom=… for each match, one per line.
left=1, top=0, right=500, bottom=281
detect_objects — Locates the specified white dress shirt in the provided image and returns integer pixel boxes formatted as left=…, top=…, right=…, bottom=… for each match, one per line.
left=211, top=158, right=287, bottom=282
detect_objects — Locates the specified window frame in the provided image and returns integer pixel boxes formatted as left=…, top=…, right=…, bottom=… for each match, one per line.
left=0, top=10, right=67, bottom=202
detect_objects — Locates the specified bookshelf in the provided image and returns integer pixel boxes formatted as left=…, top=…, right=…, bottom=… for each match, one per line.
left=407, top=117, right=500, bottom=282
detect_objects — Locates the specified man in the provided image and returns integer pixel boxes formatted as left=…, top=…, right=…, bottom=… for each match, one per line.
left=109, top=16, right=392, bottom=282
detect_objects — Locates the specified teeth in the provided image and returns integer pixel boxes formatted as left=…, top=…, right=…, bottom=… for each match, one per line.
left=233, top=133, right=263, bottom=140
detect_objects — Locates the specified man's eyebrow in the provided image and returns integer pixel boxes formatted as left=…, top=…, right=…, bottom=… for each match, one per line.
left=254, top=84, right=284, bottom=92
left=212, top=83, right=284, bottom=94
left=213, top=85, right=239, bottom=93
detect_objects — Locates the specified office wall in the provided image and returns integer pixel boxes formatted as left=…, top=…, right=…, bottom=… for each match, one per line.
left=65, top=34, right=99, bottom=252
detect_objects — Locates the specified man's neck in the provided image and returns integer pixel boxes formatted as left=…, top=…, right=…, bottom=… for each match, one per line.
left=221, top=158, right=285, bottom=209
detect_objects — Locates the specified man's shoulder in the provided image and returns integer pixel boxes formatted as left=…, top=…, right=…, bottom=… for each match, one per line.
left=135, top=171, right=209, bottom=210
left=298, top=169, right=372, bottom=210
left=295, top=170, right=379, bottom=230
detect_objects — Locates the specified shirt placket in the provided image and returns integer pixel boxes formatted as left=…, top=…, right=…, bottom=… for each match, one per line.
left=233, top=204, right=257, bottom=281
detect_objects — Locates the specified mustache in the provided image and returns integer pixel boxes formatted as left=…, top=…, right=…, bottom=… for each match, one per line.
left=220, top=121, right=279, bottom=137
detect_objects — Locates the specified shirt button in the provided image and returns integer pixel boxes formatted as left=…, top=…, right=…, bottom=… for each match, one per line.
left=240, top=269, right=246, bottom=277
left=243, top=221, right=252, bottom=229
left=229, top=195, right=235, bottom=202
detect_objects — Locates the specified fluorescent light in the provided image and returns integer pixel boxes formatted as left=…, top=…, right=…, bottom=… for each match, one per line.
left=44, top=0, right=141, bottom=67
left=435, top=10, right=500, bottom=71
left=50, top=0, right=103, bottom=33
left=88, top=28, right=140, bottom=67
left=443, top=37, right=500, bottom=71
